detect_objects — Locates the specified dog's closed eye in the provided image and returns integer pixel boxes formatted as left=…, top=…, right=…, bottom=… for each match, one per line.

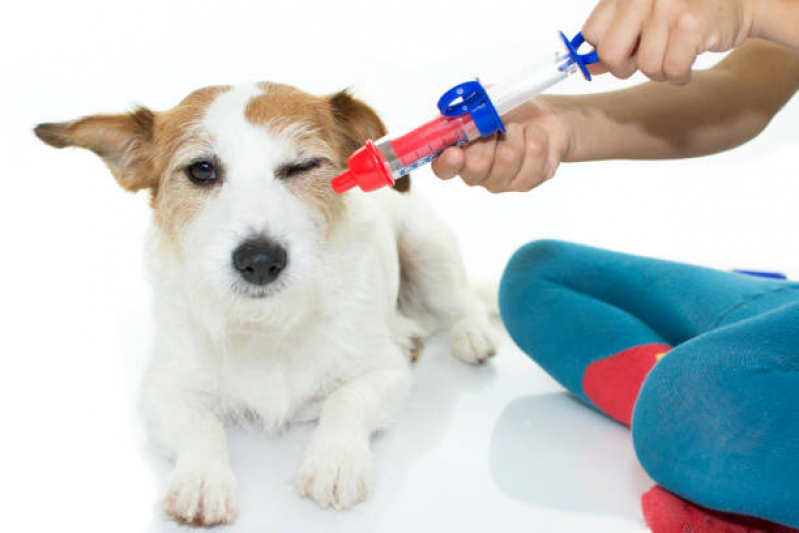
left=277, top=158, right=323, bottom=179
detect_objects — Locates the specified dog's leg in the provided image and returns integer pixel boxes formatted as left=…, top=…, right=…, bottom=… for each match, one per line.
left=139, top=374, right=237, bottom=526
left=397, top=194, right=498, bottom=364
left=297, top=354, right=411, bottom=510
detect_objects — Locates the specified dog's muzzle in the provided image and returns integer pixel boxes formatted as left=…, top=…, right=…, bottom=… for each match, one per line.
left=232, top=238, right=287, bottom=286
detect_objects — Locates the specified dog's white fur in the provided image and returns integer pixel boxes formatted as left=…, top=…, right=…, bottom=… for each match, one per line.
left=38, top=83, right=498, bottom=525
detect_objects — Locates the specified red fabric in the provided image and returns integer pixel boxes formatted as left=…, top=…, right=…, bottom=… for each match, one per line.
left=582, top=343, right=671, bottom=426
left=642, top=486, right=799, bottom=533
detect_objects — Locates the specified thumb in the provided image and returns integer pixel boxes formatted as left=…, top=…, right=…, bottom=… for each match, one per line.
left=431, top=147, right=464, bottom=180
left=587, top=62, right=610, bottom=76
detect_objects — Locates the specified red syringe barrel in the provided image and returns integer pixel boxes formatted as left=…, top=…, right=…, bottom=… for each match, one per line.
left=391, top=114, right=479, bottom=169
left=331, top=114, right=481, bottom=193
left=331, top=110, right=484, bottom=194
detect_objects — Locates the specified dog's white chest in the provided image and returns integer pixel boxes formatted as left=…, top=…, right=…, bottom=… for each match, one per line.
left=208, top=331, right=335, bottom=427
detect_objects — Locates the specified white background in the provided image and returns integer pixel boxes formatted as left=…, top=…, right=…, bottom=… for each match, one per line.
left=1, top=0, right=796, bottom=532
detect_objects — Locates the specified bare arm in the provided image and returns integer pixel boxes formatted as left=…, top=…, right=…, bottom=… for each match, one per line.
left=556, top=39, right=799, bottom=162
left=752, top=0, right=799, bottom=51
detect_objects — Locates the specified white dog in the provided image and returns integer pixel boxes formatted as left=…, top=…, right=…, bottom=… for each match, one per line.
left=35, top=82, right=498, bottom=526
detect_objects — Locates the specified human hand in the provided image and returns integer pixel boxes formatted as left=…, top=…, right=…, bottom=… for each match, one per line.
left=583, top=0, right=755, bottom=84
left=431, top=98, right=572, bottom=193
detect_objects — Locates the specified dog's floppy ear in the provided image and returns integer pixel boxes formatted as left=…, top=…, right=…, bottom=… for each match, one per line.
left=34, top=107, right=157, bottom=192
left=328, top=90, right=387, bottom=159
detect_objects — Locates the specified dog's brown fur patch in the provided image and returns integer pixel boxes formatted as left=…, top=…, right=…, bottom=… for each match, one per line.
left=150, top=85, right=231, bottom=243
left=245, top=84, right=347, bottom=232
left=392, top=175, right=411, bottom=193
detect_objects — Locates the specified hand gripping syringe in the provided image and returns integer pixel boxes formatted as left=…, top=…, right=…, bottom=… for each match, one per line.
left=331, top=32, right=599, bottom=194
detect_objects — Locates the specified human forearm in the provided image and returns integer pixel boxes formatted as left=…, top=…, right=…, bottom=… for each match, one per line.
left=551, top=70, right=772, bottom=161
left=552, top=41, right=799, bottom=162
left=752, top=0, right=799, bottom=50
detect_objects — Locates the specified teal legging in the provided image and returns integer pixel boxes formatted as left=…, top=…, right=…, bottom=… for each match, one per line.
left=499, top=240, right=799, bottom=528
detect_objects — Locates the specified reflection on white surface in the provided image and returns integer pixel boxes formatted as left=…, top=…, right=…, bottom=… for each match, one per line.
left=144, top=333, right=651, bottom=533
left=489, top=393, right=654, bottom=518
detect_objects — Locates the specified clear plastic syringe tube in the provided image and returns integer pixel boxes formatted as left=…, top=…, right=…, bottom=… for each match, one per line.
left=488, top=50, right=576, bottom=116
left=331, top=31, right=597, bottom=194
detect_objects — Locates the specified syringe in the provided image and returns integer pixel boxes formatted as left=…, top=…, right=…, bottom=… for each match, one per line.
left=331, top=32, right=598, bottom=194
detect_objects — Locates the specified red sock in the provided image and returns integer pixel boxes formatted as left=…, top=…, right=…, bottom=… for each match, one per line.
left=582, top=343, right=671, bottom=426
left=642, top=486, right=799, bottom=533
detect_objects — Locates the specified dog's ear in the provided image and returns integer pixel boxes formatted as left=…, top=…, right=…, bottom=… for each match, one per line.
left=34, top=107, right=157, bottom=192
left=328, top=90, right=387, bottom=159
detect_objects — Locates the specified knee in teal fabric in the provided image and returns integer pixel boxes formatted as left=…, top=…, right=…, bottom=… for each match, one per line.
left=499, top=240, right=593, bottom=401
left=632, top=303, right=799, bottom=528
left=500, top=240, right=669, bottom=404
left=499, top=239, right=797, bottom=407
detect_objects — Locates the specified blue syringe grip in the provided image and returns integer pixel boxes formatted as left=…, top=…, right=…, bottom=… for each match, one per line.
left=437, top=79, right=505, bottom=137
left=560, top=31, right=599, bottom=80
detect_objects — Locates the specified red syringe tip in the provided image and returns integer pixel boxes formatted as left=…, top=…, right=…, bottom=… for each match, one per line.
left=331, top=140, right=394, bottom=194
left=331, top=170, right=358, bottom=193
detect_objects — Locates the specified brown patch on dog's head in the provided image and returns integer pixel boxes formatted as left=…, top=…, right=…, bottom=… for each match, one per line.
left=242, top=84, right=407, bottom=233
left=391, top=175, right=411, bottom=193
left=149, top=85, right=230, bottom=242
left=244, top=83, right=332, bottom=130
left=241, top=83, right=348, bottom=232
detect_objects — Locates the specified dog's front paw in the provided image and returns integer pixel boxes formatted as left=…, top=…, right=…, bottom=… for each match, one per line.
left=297, top=436, right=374, bottom=510
left=163, top=461, right=238, bottom=526
left=451, top=316, right=498, bottom=364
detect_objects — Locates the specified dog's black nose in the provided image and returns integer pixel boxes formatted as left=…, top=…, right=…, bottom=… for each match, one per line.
left=232, top=239, right=287, bottom=286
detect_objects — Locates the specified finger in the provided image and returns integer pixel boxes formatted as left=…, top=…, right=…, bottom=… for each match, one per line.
left=458, top=135, right=497, bottom=187
left=637, top=13, right=670, bottom=81
left=663, top=15, right=703, bottom=85
left=506, top=125, right=550, bottom=192
left=598, top=0, right=653, bottom=79
left=431, top=147, right=464, bottom=180
left=481, top=124, right=526, bottom=193
left=587, top=62, right=610, bottom=76
left=582, top=0, right=617, bottom=46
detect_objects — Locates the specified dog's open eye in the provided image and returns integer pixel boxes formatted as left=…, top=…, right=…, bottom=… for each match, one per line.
left=185, top=160, right=218, bottom=185
left=279, top=159, right=322, bottom=179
